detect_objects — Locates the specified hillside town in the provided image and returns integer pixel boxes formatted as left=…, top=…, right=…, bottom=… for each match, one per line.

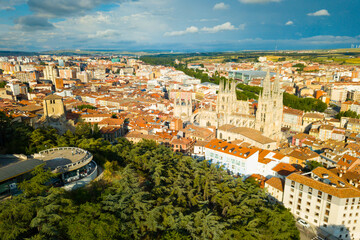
left=2, top=54, right=360, bottom=239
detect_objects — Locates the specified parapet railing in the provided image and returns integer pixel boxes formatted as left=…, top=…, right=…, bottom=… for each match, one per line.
left=38, top=147, right=93, bottom=173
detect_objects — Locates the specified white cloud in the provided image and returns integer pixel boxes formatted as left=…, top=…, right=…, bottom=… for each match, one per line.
left=164, top=26, right=199, bottom=36
left=201, top=22, right=236, bottom=33
left=0, top=0, right=26, bottom=10
left=285, top=21, right=294, bottom=26
left=213, top=2, right=229, bottom=10
left=235, top=35, right=360, bottom=46
left=239, top=23, right=246, bottom=30
left=239, top=0, right=281, bottom=3
left=165, top=22, right=237, bottom=36
left=307, top=9, right=330, bottom=16
left=53, top=0, right=171, bottom=44
left=88, top=29, right=120, bottom=39
left=199, top=18, right=218, bottom=22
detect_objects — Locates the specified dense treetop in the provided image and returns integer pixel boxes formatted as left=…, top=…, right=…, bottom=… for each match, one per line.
left=335, top=110, right=360, bottom=120
left=0, top=116, right=299, bottom=240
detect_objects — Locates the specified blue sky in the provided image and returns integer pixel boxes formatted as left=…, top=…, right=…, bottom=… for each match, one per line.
left=0, top=0, right=359, bottom=52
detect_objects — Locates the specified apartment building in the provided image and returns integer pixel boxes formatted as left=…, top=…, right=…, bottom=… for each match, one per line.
left=204, top=139, right=259, bottom=177
left=204, top=139, right=289, bottom=178
left=283, top=167, right=360, bottom=240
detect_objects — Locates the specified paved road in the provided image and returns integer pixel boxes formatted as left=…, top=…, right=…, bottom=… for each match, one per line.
left=296, top=222, right=317, bottom=240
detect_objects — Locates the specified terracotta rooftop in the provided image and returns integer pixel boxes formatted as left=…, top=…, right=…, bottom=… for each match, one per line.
left=272, top=162, right=298, bottom=176
left=287, top=167, right=360, bottom=198
left=303, top=113, right=324, bottom=119
left=43, top=94, right=63, bottom=100
left=205, top=139, right=258, bottom=160
left=218, top=124, right=275, bottom=144
left=265, top=177, right=284, bottom=192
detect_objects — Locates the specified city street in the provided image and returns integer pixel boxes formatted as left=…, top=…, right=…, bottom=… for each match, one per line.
left=296, top=222, right=317, bottom=240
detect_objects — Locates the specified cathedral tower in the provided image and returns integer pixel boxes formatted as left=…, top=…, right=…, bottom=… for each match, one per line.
left=43, top=94, right=65, bottom=119
left=173, top=95, right=193, bottom=122
left=255, top=69, right=283, bottom=140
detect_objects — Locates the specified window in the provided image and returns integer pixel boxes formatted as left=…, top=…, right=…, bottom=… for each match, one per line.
left=318, top=191, right=322, bottom=198
left=305, top=215, right=308, bottom=219
left=343, top=213, right=346, bottom=217
left=307, top=202, right=311, bottom=206
left=345, top=206, right=347, bottom=210
left=317, top=199, right=321, bottom=203
left=327, top=195, right=332, bottom=202
left=299, top=192, right=303, bottom=197
left=349, top=213, right=352, bottom=217
left=324, top=217, right=328, bottom=223
left=308, top=195, right=312, bottom=200
left=298, top=199, right=302, bottom=204
left=355, top=220, right=357, bottom=224
left=325, top=210, right=329, bottom=216
left=308, top=187, right=312, bottom=194
left=326, top=203, right=331, bottom=209
left=314, top=219, right=318, bottom=223
left=306, top=208, right=310, bottom=213
left=316, top=206, right=320, bottom=210
left=356, top=213, right=359, bottom=217
left=299, top=184, right=303, bottom=191
left=289, top=201, right=293, bottom=205
left=297, top=205, right=301, bottom=210
left=291, top=181, right=295, bottom=188
left=290, top=194, right=293, bottom=199
left=315, top=212, right=319, bottom=216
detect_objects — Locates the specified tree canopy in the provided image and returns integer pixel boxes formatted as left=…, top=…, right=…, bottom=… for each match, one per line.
left=0, top=122, right=299, bottom=240
left=76, top=104, right=97, bottom=110
left=335, top=110, right=360, bottom=120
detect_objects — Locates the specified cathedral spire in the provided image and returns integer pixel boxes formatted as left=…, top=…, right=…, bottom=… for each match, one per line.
left=231, top=79, right=236, bottom=93
left=262, top=68, right=271, bottom=97
left=219, top=78, right=224, bottom=93
left=273, top=68, right=281, bottom=95
left=225, top=79, right=230, bottom=93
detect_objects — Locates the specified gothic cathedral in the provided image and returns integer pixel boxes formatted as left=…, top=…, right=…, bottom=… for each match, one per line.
left=174, top=69, right=283, bottom=141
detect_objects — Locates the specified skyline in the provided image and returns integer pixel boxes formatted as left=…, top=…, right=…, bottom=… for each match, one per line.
left=0, top=0, right=360, bottom=52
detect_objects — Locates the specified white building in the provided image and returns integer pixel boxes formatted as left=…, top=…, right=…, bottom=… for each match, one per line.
left=283, top=167, right=360, bottom=240
left=204, top=139, right=289, bottom=178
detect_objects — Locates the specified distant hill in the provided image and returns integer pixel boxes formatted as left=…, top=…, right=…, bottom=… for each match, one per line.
left=0, top=51, right=37, bottom=56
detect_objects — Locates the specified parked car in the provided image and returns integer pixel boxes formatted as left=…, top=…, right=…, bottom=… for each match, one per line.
left=297, top=218, right=310, bottom=228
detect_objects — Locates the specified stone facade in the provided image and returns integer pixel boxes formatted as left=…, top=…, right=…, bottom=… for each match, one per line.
left=194, top=70, right=283, bottom=141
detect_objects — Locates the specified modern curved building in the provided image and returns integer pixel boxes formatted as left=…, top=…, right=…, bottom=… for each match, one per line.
left=0, top=147, right=98, bottom=197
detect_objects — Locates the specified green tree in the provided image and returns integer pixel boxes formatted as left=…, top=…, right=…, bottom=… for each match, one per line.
left=0, top=196, right=37, bottom=240
left=335, top=110, right=360, bottom=120
left=0, top=80, right=6, bottom=88
left=18, top=165, right=57, bottom=197
left=76, top=104, right=97, bottom=110
left=305, top=161, right=324, bottom=172
left=0, top=112, right=33, bottom=154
